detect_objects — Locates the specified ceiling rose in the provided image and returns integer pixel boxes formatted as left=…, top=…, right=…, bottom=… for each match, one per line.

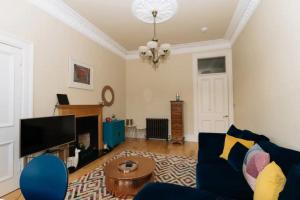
left=132, top=0, right=178, bottom=24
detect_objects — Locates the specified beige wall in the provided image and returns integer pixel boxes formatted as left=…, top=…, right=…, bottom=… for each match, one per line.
left=233, top=0, right=300, bottom=150
left=126, top=54, right=195, bottom=140
left=0, top=0, right=126, bottom=119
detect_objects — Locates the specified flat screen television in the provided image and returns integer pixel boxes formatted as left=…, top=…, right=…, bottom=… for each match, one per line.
left=20, top=115, right=76, bottom=157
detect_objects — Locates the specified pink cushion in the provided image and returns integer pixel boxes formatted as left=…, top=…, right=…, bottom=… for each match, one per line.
left=246, top=152, right=270, bottom=178
left=243, top=144, right=270, bottom=191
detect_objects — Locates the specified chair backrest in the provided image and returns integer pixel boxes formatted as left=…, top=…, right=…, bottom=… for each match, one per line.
left=20, top=154, right=68, bottom=200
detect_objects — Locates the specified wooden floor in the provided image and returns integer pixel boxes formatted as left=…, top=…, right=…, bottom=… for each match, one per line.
left=2, top=138, right=198, bottom=200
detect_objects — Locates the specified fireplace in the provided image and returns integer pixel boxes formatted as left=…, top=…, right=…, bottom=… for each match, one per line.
left=56, top=104, right=104, bottom=171
left=75, top=116, right=99, bottom=168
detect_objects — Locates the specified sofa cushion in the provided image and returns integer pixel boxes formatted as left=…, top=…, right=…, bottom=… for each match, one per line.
left=198, top=133, right=226, bottom=164
left=258, top=141, right=300, bottom=175
left=220, top=134, right=254, bottom=160
left=196, top=162, right=253, bottom=200
left=243, top=144, right=270, bottom=190
left=227, top=125, right=269, bottom=142
left=279, top=163, right=300, bottom=200
left=254, top=162, right=286, bottom=200
left=228, top=142, right=249, bottom=171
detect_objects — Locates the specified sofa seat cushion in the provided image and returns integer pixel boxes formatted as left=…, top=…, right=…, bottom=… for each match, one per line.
left=134, top=183, right=232, bottom=200
left=196, top=162, right=253, bottom=200
left=258, top=141, right=300, bottom=175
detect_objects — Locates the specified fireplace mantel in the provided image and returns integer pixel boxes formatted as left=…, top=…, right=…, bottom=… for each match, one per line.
left=56, top=104, right=104, bottom=150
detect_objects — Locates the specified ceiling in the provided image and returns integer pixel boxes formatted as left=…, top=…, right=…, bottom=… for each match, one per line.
left=63, top=0, right=239, bottom=51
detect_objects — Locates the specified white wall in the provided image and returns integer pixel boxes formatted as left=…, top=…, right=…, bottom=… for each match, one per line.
left=0, top=0, right=126, bottom=119
left=126, top=54, right=195, bottom=140
left=233, top=0, right=300, bottom=150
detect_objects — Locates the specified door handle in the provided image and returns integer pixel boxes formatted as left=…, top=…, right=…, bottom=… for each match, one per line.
left=223, top=115, right=229, bottom=118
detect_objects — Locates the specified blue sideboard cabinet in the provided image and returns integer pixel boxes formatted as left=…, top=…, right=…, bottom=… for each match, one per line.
left=103, top=120, right=125, bottom=149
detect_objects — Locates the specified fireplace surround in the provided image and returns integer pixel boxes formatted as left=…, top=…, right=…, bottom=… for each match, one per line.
left=56, top=104, right=104, bottom=170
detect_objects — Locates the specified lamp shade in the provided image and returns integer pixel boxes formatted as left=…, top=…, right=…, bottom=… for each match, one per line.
left=138, top=46, right=148, bottom=53
left=160, top=43, right=171, bottom=51
left=147, top=41, right=158, bottom=49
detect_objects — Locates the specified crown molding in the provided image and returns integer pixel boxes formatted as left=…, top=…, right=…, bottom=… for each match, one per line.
left=29, top=0, right=127, bottom=58
left=29, top=0, right=260, bottom=60
left=225, top=0, right=261, bottom=45
left=126, top=39, right=231, bottom=60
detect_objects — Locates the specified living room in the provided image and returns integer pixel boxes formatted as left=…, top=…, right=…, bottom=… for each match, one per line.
left=1, top=0, right=300, bottom=199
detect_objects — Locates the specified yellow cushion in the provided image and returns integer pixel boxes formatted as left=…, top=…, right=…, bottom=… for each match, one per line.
left=220, top=134, right=254, bottom=160
left=254, top=162, right=286, bottom=200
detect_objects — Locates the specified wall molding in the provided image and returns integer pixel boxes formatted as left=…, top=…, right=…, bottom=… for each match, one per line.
left=29, top=0, right=128, bottom=58
left=126, top=39, right=231, bottom=60
left=29, top=0, right=260, bottom=59
left=225, top=0, right=261, bottom=44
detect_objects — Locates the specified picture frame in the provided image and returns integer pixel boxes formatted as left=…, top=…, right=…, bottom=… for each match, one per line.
left=69, top=57, right=93, bottom=90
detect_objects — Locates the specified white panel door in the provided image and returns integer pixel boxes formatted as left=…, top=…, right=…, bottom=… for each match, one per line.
left=0, top=43, right=22, bottom=196
left=198, top=74, right=229, bottom=133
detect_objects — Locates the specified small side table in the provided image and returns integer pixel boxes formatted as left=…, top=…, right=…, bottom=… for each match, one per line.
left=126, top=125, right=137, bottom=138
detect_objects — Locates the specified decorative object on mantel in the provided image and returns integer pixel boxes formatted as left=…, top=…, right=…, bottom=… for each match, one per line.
left=69, top=57, right=93, bottom=90
left=101, top=85, right=115, bottom=106
left=132, top=0, right=178, bottom=70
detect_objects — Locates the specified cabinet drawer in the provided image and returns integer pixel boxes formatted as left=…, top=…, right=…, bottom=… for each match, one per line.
left=171, top=118, right=183, bottom=124
left=171, top=106, right=182, bottom=113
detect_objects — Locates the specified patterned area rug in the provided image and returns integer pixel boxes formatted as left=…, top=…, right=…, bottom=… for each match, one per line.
left=65, top=151, right=196, bottom=200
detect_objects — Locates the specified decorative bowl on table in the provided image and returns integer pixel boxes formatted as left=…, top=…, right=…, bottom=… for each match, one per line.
left=118, top=160, right=138, bottom=173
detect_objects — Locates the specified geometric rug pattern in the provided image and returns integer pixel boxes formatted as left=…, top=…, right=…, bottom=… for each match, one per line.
left=65, top=150, right=197, bottom=200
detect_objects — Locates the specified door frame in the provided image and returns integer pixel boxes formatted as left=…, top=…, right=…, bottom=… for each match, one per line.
left=192, top=49, right=234, bottom=140
left=0, top=31, right=33, bottom=193
left=0, top=31, right=33, bottom=120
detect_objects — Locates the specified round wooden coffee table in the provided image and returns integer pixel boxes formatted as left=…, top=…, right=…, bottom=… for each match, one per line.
left=104, top=156, right=156, bottom=198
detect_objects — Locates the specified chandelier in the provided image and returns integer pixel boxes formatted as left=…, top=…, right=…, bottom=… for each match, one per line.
left=132, top=0, right=177, bottom=69
left=138, top=11, right=171, bottom=69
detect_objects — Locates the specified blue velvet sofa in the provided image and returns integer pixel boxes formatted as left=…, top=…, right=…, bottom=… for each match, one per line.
left=134, top=131, right=300, bottom=200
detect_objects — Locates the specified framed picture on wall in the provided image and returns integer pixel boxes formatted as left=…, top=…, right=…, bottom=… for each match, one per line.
left=69, top=57, right=93, bottom=90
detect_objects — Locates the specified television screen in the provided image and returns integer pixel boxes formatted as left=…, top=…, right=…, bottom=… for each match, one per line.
left=20, top=115, right=76, bottom=157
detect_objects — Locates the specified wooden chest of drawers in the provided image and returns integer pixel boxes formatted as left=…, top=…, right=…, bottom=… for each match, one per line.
left=170, top=101, right=184, bottom=144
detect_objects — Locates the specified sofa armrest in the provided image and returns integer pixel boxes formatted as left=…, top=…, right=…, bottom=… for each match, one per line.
left=198, top=132, right=225, bottom=163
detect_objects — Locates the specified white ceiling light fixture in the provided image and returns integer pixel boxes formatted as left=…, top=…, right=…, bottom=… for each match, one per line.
left=132, top=0, right=178, bottom=69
